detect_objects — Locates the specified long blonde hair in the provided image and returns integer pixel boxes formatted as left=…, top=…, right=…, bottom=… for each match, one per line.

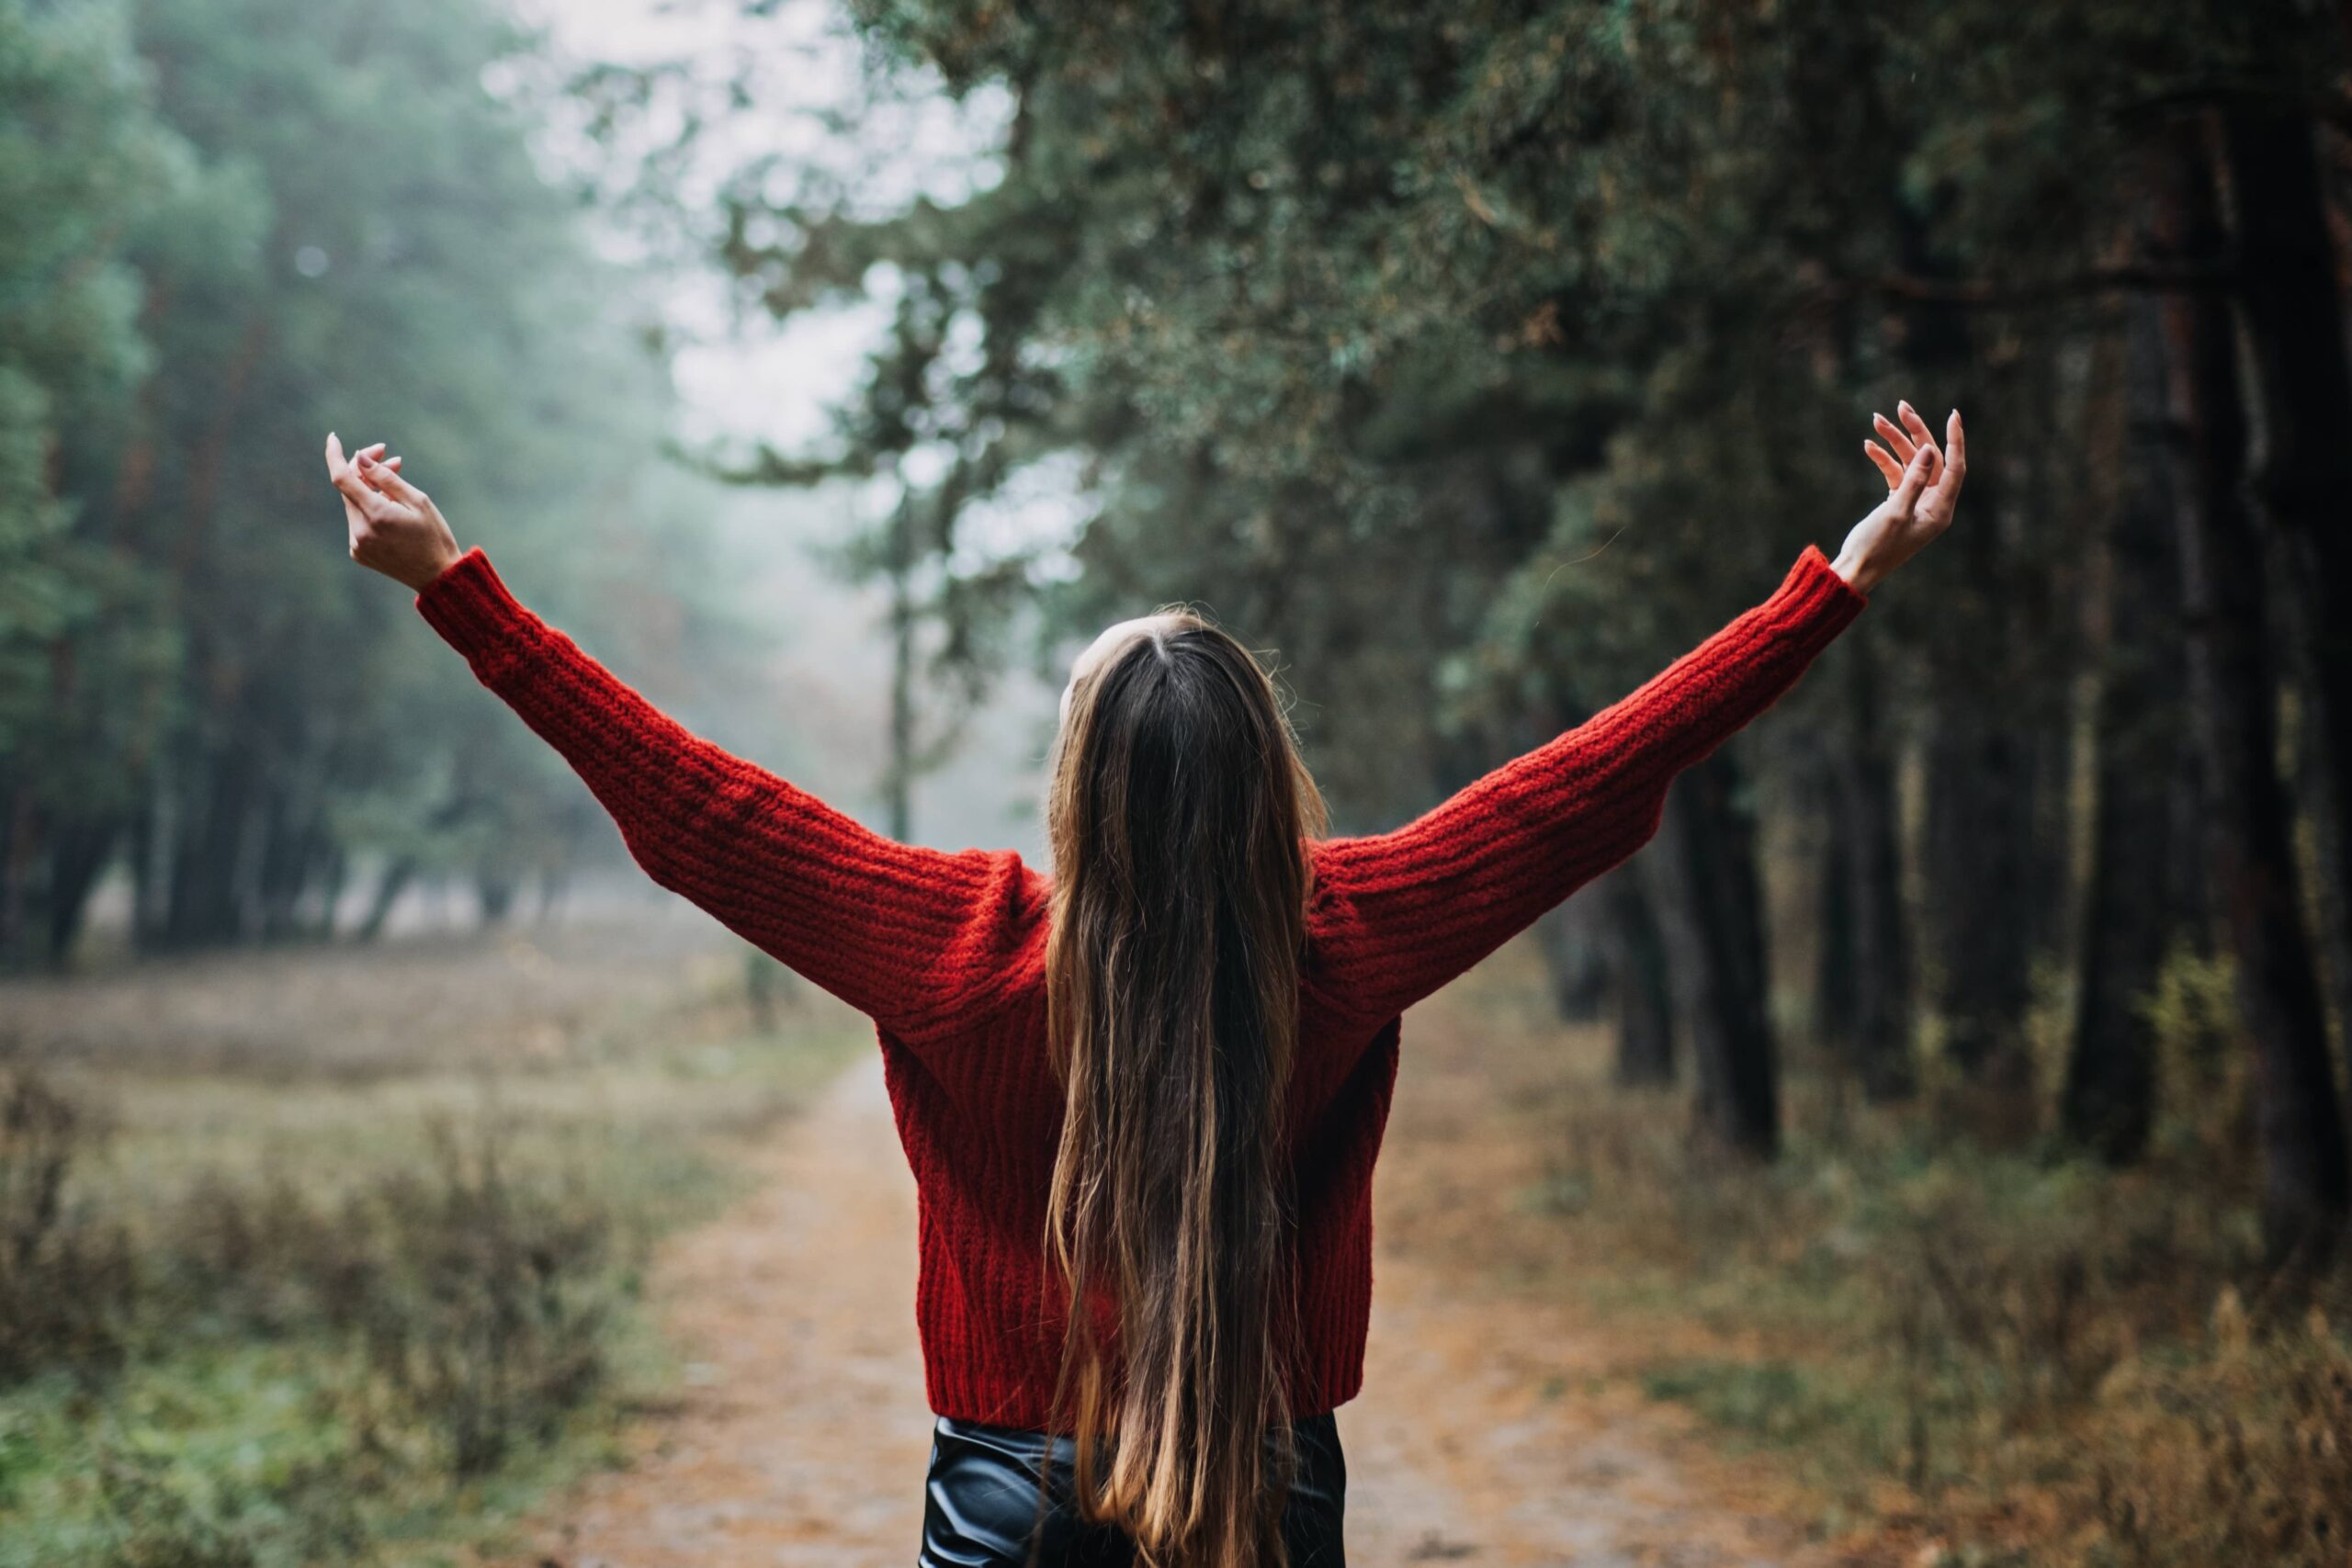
left=1043, top=608, right=1327, bottom=1568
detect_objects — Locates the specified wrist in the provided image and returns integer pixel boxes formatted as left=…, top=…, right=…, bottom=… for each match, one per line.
left=1830, top=547, right=1879, bottom=596
left=402, top=542, right=465, bottom=592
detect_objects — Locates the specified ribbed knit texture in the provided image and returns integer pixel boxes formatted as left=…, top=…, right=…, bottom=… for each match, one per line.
left=415, top=542, right=1866, bottom=1427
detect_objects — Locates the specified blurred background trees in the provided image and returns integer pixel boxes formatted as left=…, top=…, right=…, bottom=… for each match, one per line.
left=0, top=0, right=741, bottom=967
left=684, top=0, right=2352, bottom=1259
left=6, top=0, right=2349, bottom=1262
left=6, top=0, right=2352, bottom=1557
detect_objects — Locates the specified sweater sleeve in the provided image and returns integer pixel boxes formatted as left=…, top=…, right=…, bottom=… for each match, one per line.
left=1303, top=544, right=1866, bottom=1021
left=413, top=548, right=1038, bottom=1042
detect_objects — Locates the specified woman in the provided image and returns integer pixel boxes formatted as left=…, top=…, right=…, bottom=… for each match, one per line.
left=322, top=402, right=1964, bottom=1568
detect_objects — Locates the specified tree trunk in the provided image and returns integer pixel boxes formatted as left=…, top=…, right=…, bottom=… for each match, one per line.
left=2025, top=723, right=2077, bottom=963
left=160, top=737, right=259, bottom=950
left=356, top=856, right=416, bottom=943
left=886, top=492, right=917, bottom=843
left=1891, top=203, right=2039, bottom=1119
left=1922, top=694, right=2038, bottom=1108
left=1814, top=794, right=1858, bottom=1056
left=1659, top=752, right=1779, bottom=1158
left=1830, top=645, right=1916, bottom=1100
left=43, top=818, right=119, bottom=968
left=0, top=781, right=33, bottom=971
left=476, top=874, right=518, bottom=927
left=2221, top=104, right=2352, bottom=1045
left=0, top=780, right=32, bottom=973
left=1599, top=863, right=1676, bottom=1087
left=1536, top=897, right=1610, bottom=1025
left=2221, top=109, right=2352, bottom=1006
left=2153, top=116, right=2350, bottom=1264
left=2064, top=294, right=2189, bottom=1165
left=2293, top=672, right=2352, bottom=1048
left=311, top=845, right=349, bottom=941
left=254, top=787, right=313, bottom=941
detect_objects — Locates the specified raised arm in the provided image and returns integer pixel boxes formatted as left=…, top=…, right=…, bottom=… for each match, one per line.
left=323, top=435, right=1038, bottom=1042
left=1305, top=403, right=1965, bottom=1021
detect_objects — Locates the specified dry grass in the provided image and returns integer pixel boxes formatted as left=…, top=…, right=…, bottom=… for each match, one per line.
left=1438, top=940, right=2351, bottom=1567
left=0, top=918, right=865, bottom=1568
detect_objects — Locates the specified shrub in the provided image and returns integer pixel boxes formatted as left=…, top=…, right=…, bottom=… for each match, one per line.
left=338, top=1122, right=618, bottom=1475
left=0, top=1059, right=137, bottom=1383
left=91, top=1450, right=369, bottom=1568
left=1522, top=940, right=2350, bottom=1562
left=2091, top=1297, right=2352, bottom=1568
left=164, top=1119, right=627, bottom=1477
left=2, top=1057, right=633, bottom=1541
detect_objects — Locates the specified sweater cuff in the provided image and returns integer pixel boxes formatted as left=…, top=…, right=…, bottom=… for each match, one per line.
left=1780, top=542, right=1871, bottom=628
left=413, top=547, right=535, bottom=660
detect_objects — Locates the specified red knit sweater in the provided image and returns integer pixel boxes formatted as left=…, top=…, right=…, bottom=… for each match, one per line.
left=414, top=542, right=1865, bottom=1428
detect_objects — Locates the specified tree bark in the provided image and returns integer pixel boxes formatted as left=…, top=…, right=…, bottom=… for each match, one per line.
left=1598, top=863, right=1676, bottom=1087
left=2221, top=109, right=2352, bottom=955
left=1922, top=693, right=2039, bottom=1107
left=356, top=857, right=416, bottom=944
left=0, top=781, right=33, bottom=971
left=2220, top=107, right=2352, bottom=1046
left=1828, top=645, right=1917, bottom=1100
left=1814, top=794, right=1859, bottom=1055
left=2153, top=116, right=2350, bottom=1264
left=476, top=874, right=518, bottom=927
left=1535, top=897, right=1610, bottom=1025
left=159, top=736, right=258, bottom=950
left=1891, top=194, right=2039, bottom=1117
left=2064, top=295, right=2189, bottom=1165
left=42, top=818, right=119, bottom=968
left=1659, top=752, right=1779, bottom=1158
left=886, top=491, right=917, bottom=844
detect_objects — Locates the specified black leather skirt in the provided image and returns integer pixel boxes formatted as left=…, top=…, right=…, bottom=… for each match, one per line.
left=918, top=1412, right=1346, bottom=1566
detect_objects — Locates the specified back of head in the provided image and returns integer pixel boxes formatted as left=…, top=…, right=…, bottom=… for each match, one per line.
left=1044, top=609, right=1326, bottom=1568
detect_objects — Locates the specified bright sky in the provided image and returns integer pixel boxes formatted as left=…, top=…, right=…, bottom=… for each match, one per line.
left=514, top=0, right=1063, bottom=858
left=520, top=0, right=1010, bottom=458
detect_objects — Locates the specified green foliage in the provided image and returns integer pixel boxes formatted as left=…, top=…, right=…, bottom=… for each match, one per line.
left=0, top=1060, right=138, bottom=1382
left=0, top=0, right=752, bottom=965
left=0, top=933, right=869, bottom=1568
left=83, top=1448, right=369, bottom=1568
left=0, top=0, right=185, bottom=807
left=1511, top=935, right=2352, bottom=1562
left=164, top=1127, right=620, bottom=1478
left=714, top=0, right=2339, bottom=839
left=0, top=1056, right=638, bottom=1564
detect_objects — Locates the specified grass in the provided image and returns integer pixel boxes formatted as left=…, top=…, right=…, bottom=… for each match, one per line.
left=1449, top=941, right=2352, bottom=1567
left=20, top=913, right=2345, bottom=1565
left=0, top=930, right=865, bottom=1568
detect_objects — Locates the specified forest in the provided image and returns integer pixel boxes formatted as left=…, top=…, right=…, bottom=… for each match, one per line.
left=0, top=0, right=757, bottom=965
left=684, top=0, right=2352, bottom=1265
left=6, top=0, right=2352, bottom=1562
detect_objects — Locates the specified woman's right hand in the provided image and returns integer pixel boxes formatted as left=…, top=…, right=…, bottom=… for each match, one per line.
left=1831, top=401, right=1966, bottom=595
left=324, top=432, right=464, bottom=591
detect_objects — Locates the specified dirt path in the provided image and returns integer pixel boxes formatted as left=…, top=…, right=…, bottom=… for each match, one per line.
left=507, top=1013, right=1837, bottom=1568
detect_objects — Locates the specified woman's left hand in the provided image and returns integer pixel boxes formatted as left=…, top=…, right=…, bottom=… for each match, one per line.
left=1832, top=401, right=1966, bottom=595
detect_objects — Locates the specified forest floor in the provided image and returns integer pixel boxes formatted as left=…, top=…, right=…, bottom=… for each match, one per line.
left=483, top=953, right=1858, bottom=1568
left=6, top=915, right=1905, bottom=1567
left=16, top=918, right=2328, bottom=1567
